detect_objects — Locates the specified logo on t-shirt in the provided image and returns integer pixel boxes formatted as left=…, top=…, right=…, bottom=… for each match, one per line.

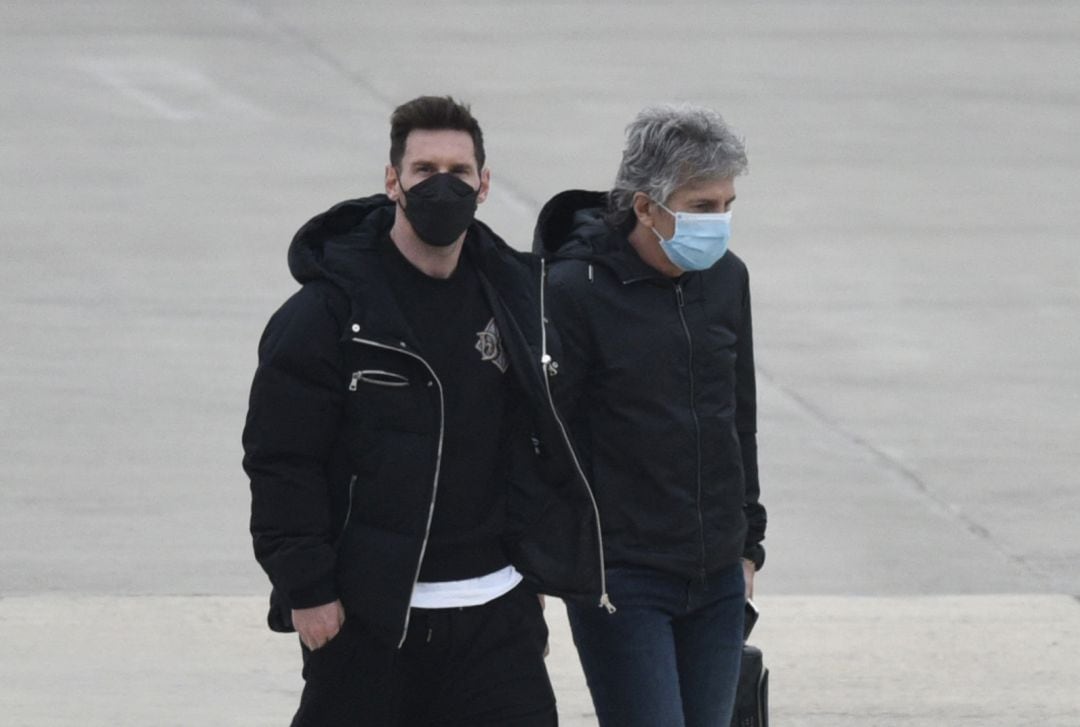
left=475, top=318, right=508, bottom=373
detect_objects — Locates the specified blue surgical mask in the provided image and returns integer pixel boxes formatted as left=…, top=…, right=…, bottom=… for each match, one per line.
left=651, top=202, right=732, bottom=271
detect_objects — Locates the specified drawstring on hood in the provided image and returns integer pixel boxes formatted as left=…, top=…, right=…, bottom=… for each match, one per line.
left=539, top=256, right=615, bottom=614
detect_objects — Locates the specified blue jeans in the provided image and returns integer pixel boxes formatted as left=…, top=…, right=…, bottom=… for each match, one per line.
left=566, top=562, right=745, bottom=727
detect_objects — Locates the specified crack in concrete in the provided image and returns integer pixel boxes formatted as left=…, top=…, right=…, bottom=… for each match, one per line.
left=757, top=364, right=1045, bottom=584
left=232, top=0, right=541, bottom=221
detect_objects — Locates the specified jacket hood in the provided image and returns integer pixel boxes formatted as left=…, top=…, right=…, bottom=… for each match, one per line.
left=531, top=190, right=612, bottom=260
left=287, top=194, right=395, bottom=290
left=288, top=194, right=519, bottom=290
left=533, top=189, right=664, bottom=283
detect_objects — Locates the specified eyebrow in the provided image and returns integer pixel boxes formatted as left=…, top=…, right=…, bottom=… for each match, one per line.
left=408, top=160, right=476, bottom=173
left=686, top=195, right=735, bottom=206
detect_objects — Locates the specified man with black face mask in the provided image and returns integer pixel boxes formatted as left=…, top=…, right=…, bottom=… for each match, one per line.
left=243, top=96, right=607, bottom=726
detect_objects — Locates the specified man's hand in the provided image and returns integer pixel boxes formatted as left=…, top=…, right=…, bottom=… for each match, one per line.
left=292, top=600, right=345, bottom=651
left=742, top=558, right=756, bottom=601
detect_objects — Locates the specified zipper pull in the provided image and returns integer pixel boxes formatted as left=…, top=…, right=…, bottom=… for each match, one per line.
left=675, top=284, right=685, bottom=307
left=349, top=371, right=362, bottom=391
left=541, top=354, right=559, bottom=377
left=599, top=593, right=617, bottom=614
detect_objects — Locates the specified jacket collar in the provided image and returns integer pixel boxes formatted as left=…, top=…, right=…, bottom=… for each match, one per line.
left=601, top=230, right=671, bottom=285
left=287, top=196, right=550, bottom=401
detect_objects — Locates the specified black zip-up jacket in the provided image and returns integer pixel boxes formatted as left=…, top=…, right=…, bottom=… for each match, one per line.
left=243, top=195, right=605, bottom=648
left=534, top=190, right=766, bottom=579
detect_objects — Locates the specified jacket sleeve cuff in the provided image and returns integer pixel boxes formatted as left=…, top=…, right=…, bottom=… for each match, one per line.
left=284, top=576, right=339, bottom=610
left=742, top=544, right=766, bottom=572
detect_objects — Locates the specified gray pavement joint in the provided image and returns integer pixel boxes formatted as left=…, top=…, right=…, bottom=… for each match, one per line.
left=757, top=364, right=1047, bottom=586
left=231, top=0, right=396, bottom=108
left=229, top=0, right=544, bottom=217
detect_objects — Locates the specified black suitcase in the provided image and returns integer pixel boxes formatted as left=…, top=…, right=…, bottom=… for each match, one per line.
left=731, top=600, right=769, bottom=727
left=730, top=644, right=769, bottom=727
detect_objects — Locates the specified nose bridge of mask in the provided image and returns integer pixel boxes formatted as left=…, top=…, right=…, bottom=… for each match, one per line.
left=661, top=202, right=731, bottom=226
left=402, top=171, right=476, bottom=199
left=655, top=201, right=731, bottom=241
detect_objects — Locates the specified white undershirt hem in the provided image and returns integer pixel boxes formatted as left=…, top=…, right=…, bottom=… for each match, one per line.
left=409, top=565, right=523, bottom=609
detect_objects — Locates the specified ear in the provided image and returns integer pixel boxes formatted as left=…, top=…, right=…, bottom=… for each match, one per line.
left=476, top=167, right=491, bottom=204
left=632, top=192, right=656, bottom=228
left=385, top=164, right=400, bottom=201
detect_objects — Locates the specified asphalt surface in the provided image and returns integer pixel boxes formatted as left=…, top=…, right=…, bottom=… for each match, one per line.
left=2, top=1, right=1078, bottom=725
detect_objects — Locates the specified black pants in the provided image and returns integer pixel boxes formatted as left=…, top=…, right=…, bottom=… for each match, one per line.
left=290, top=583, right=557, bottom=727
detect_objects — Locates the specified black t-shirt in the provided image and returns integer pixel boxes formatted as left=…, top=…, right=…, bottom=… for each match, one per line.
left=378, top=234, right=511, bottom=581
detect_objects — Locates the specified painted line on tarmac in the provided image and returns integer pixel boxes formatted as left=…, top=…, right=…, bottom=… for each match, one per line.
left=77, top=57, right=268, bottom=122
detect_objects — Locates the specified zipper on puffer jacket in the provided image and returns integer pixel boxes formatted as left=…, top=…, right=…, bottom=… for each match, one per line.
left=350, top=335, right=445, bottom=647
left=675, top=282, right=708, bottom=581
left=539, top=259, right=615, bottom=613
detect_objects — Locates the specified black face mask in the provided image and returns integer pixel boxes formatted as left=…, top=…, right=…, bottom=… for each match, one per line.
left=398, top=172, right=479, bottom=247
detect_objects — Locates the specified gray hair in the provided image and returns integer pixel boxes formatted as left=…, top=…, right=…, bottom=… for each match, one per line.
left=608, top=104, right=748, bottom=227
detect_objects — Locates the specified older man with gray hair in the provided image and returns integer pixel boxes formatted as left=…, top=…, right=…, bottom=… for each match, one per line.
left=533, top=104, right=766, bottom=727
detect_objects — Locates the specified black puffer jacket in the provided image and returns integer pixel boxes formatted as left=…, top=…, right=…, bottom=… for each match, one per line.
left=534, top=190, right=766, bottom=579
left=243, top=195, right=604, bottom=648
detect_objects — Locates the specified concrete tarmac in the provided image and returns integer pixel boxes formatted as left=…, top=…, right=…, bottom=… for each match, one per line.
left=2, top=1, right=1078, bottom=725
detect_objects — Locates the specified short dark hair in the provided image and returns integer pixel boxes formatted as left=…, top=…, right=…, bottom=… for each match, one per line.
left=389, top=95, right=485, bottom=170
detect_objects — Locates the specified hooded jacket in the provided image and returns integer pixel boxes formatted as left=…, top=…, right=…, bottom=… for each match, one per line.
left=534, top=190, right=766, bottom=580
left=243, top=195, right=605, bottom=648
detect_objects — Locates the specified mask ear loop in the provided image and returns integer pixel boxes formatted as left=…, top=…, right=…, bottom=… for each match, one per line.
left=394, top=173, right=409, bottom=213
left=650, top=199, right=677, bottom=243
